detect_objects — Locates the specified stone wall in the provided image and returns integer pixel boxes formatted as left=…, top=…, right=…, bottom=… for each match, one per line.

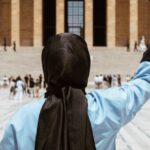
left=116, top=0, right=129, bottom=46
left=20, top=0, right=33, bottom=46
left=0, top=0, right=150, bottom=47
left=0, top=0, right=11, bottom=46
left=138, top=0, right=150, bottom=45
left=85, top=0, right=93, bottom=47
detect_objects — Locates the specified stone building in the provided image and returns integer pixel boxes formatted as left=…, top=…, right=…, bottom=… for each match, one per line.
left=0, top=0, right=150, bottom=50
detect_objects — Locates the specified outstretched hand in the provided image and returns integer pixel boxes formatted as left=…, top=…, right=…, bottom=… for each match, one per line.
left=140, top=46, right=150, bottom=62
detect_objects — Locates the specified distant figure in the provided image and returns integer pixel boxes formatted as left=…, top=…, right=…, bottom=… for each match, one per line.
left=117, top=74, right=121, bottom=86
left=146, top=40, right=149, bottom=49
left=0, top=42, right=1, bottom=51
left=24, top=74, right=29, bottom=87
left=39, top=74, right=42, bottom=89
left=126, top=42, right=130, bottom=52
left=134, top=41, right=138, bottom=52
left=103, top=75, right=108, bottom=88
left=94, top=75, right=98, bottom=89
left=3, top=37, right=7, bottom=51
left=13, top=41, right=16, bottom=52
left=9, top=77, right=16, bottom=100
left=112, top=75, right=118, bottom=86
left=98, top=74, right=103, bottom=89
left=3, top=75, right=8, bottom=87
left=34, top=79, right=40, bottom=98
left=14, top=76, right=24, bottom=102
left=126, top=74, right=130, bottom=82
left=0, top=79, right=3, bottom=88
left=107, top=74, right=112, bottom=87
left=139, top=36, right=147, bottom=52
left=29, top=77, right=35, bottom=98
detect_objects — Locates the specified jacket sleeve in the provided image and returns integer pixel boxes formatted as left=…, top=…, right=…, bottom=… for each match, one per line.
left=87, top=61, right=150, bottom=129
left=0, top=123, right=17, bottom=150
left=0, top=98, right=46, bottom=150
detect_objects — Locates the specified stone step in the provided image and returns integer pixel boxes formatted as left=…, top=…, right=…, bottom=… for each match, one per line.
left=0, top=47, right=144, bottom=83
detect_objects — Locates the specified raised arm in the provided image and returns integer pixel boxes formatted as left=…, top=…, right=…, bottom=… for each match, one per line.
left=87, top=48, right=150, bottom=129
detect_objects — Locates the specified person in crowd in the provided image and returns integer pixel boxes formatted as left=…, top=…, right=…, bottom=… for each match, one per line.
left=0, top=79, right=3, bottom=89
left=34, top=79, right=40, bottom=98
left=134, top=41, right=138, bottom=52
left=98, top=74, right=103, bottom=89
left=14, top=76, right=24, bottom=102
left=117, top=74, right=121, bottom=86
left=1, top=33, right=150, bottom=150
left=111, top=74, right=117, bottom=86
left=39, top=74, right=42, bottom=89
left=0, top=41, right=1, bottom=51
left=126, top=74, right=131, bottom=82
left=8, top=76, right=12, bottom=86
left=107, top=74, right=112, bottom=87
left=24, top=74, right=29, bottom=95
left=103, top=74, right=108, bottom=88
left=29, top=76, right=35, bottom=98
left=9, top=76, right=16, bottom=100
left=13, top=41, right=16, bottom=52
left=94, top=75, right=98, bottom=89
left=126, top=42, right=130, bottom=52
left=146, top=40, right=149, bottom=49
left=3, top=75, right=8, bottom=88
left=3, top=37, right=7, bottom=52
left=139, top=36, right=147, bottom=52
left=24, top=75, right=29, bottom=86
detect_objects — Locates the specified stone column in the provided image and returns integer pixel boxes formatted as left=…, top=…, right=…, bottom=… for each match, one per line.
left=11, top=0, right=20, bottom=46
left=56, top=0, right=65, bottom=34
left=107, top=0, right=116, bottom=47
left=85, top=0, right=93, bottom=47
left=34, top=0, right=42, bottom=47
left=130, top=0, right=138, bottom=51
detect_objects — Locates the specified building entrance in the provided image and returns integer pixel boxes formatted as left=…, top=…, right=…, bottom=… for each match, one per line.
left=65, top=0, right=85, bottom=38
left=43, top=0, right=56, bottom=45
left=93, top=0, right=106, bottom=46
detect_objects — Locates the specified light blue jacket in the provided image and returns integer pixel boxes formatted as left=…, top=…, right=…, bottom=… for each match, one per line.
left=1, top=62, right=150, bottom=150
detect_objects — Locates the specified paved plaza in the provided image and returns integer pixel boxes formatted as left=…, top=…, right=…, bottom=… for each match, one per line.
left=0, top=87, right=150, bottom=150
left=0, top=48, right=149, bottom=149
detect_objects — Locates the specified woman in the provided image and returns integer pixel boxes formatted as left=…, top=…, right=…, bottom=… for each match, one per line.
left=1, top=33, right=150, bottom=150
left=14, top=76, right=24, bottom=102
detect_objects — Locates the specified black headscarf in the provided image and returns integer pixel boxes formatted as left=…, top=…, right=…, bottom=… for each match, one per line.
left=35, top=33, right=96, bottom=150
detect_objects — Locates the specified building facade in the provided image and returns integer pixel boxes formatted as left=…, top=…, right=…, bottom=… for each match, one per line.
left=0, top=0, right=150, bottom=50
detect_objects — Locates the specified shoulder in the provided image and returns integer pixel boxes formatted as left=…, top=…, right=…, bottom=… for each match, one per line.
left=1, top=99, right=46, bottom=149
left=10, top=97, right=46, bottom=128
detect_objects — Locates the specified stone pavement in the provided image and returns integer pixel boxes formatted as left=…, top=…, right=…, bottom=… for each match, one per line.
left=116, top=100, right=150, bottom=150
left=0, top=87, right=150, bottom=150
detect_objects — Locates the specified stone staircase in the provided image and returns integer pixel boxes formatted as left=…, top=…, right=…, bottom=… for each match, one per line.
left=0, top=46, right=143, bottom=86
left=89, top=47, right=143, bottom=81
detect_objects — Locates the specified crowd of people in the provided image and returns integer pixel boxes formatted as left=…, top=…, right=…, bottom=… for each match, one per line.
left=94, top=74, right=131, bottom=89
left=0, top=74, right=45, bottom=102
left=0, top=73, right=132, bottom=101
